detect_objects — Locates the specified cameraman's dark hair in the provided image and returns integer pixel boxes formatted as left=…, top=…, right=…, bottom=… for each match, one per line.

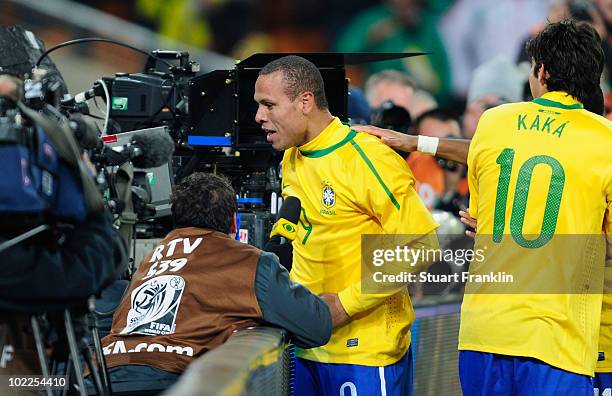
left=415, top=108, right=460, bottom=129
left=525, top=19, right=604, bottom=105
left=259, top=55, right=329, bottom=109
left=171, top=172, right=237, bottom=234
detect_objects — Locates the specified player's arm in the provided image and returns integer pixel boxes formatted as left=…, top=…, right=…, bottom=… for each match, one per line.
left=331, top=140, right=439, bottom=326
left=605, top=199, right=612, bottom=298
left=353, top=125, right=471, bottom=164
left=255, top=252, right=332, bottom=348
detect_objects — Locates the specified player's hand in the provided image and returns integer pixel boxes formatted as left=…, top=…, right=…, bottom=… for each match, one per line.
left=353, top=125, right=417, bottom=152
left=319, top=293, right=350, bottom=328
left=459, top=209, right=477, bottom=238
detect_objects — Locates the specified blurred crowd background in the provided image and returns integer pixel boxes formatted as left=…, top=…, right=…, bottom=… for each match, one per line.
left=57, top=1, right=612, bottom=114
left=2, top=0, right=611, bottom=228
left=3, top=0, right=611, bottom=121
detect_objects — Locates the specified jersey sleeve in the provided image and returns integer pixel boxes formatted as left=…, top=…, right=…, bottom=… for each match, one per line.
left=605, top=199, right=612, bottom=293
left=338, top=137, right=439, bottom=316
left=466, top=109, right=492, bottom=220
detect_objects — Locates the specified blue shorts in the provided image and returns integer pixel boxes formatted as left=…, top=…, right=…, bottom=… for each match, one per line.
left=295, top=349, right=412, bottom=396
left=594, top=372, right=612, bottom=395
left=459, top=350, right=593, bottom=396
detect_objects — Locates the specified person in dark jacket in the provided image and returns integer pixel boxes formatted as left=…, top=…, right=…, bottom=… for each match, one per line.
left=0, top=71, right=128, bottom=378
left=99, top=172, right=332, bottom=393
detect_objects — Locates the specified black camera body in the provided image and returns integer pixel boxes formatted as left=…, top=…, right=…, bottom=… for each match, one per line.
left=371, top=100, right=413, bottom=135
left=102, top=51, right=198, bottom=135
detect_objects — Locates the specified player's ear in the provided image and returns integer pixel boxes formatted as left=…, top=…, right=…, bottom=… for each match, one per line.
left=538, top=64, right=550, bottom=86
left=300, top=91, right=315, bottom=114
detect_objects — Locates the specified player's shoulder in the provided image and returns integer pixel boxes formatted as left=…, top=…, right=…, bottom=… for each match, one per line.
left=349, top=130, right=407, bottom=164
left=344, top=131, right=415, bottom=184
left=575, top=109, right=612, bottom=132
left=482, top=101, right=534, bottom=118
left=351, top=129, right=397, bottom=154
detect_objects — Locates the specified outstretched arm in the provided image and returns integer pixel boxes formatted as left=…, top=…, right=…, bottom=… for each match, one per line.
left=353, top=125, right=471, bottom=165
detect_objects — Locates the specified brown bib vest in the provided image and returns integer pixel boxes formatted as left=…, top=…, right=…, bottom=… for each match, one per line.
left=102, top=227, right=263, bottom=373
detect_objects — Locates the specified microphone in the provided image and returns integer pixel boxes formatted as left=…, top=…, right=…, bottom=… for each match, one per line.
left=130, top=128, right=175, bottom=168
left=269, top=196, right=301, bottom=242
left=103, top=129, right=175, bottom=168
left=264, top=197, right=301, bottom=271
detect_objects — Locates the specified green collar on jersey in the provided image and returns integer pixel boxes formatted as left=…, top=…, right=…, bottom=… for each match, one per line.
left=299, top=130, right=357, bottom=158
left=532, top=97, right=583, bottom=110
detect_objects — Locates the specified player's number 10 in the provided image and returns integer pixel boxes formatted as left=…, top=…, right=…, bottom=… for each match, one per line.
left=493, top=148, right=565, bottom=248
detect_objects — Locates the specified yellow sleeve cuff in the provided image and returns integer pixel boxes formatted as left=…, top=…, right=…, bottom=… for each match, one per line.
left=337, top=285, right=363, bottom=317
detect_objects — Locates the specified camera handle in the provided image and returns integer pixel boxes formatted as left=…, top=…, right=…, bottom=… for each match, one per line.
left=114, top=162, right=137, bottom=270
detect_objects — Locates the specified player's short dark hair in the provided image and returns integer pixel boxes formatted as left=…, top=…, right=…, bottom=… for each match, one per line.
left=525, top=19, right=604, bottom=105
left=259, top=55, right=329, bottom=109
left=171, top=172, right=237, bottom=234
left=415, top=108, right=460, bottom=129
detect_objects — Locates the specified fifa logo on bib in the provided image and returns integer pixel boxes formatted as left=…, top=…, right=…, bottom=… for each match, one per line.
left=322, top=183, right=336, bottom=209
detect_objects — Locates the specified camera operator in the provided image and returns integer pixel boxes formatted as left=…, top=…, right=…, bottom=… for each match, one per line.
left=0, top=74, right=128, bottom=375
left=98, top=172, right=331, bottom=394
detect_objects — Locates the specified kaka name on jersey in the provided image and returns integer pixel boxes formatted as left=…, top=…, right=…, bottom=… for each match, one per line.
left=516, top=112, right=570, bottom=138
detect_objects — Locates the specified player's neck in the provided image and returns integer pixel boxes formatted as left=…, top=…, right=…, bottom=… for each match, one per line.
left=303, top=111, right=335, bottom=144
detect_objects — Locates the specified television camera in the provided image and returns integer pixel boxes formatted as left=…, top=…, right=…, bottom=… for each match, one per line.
left=2, top=24, right=427, bottom=249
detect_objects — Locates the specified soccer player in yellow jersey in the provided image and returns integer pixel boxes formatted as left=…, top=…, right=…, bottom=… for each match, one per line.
left=254, top=55, right=438, bottom=395
left=459, top=20, right=612, bottom=395
left=356, top=45, right=611, bottom=392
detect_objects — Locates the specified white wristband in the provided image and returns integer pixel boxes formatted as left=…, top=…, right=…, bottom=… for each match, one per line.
left=417, top=135, right=439, bottom=155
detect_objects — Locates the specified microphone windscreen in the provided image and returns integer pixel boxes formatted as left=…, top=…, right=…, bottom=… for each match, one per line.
left=270, top=197, right=301, bottom=241
left=277, top=196, right=301, bottom=224
left=131, top=129, right=175, bottom=168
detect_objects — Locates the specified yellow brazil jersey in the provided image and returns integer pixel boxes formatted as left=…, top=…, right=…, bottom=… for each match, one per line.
left=461, top=91, right=612, bottom=376
left=599, top=247, right=612, bottom=373
left=597, top=192, right=612, bottom=373
left=282, top=117, right=438, bottom=366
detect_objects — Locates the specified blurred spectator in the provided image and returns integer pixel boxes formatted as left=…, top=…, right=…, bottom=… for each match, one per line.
left=408, top=109, right=468, bottom=213
left=463, top=55, right=528, bottom=138
left=365, top=70, right=416, bottom=117
left=136, top=0, right=212, bottom=48
left=598, top=0, right=612, bottom=71
left=518, top=0, right=607, bottom=63
left=347, top=87, right=372, bottom=125
left=516, top=0, right=611, bottom=118
left=365, top=70, right=417, bottom=134
left=336, top=0, right=452, bottom=102
left=412, top=88, right=439, bottom=118
left=440, top=0, right=548, bottom=98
